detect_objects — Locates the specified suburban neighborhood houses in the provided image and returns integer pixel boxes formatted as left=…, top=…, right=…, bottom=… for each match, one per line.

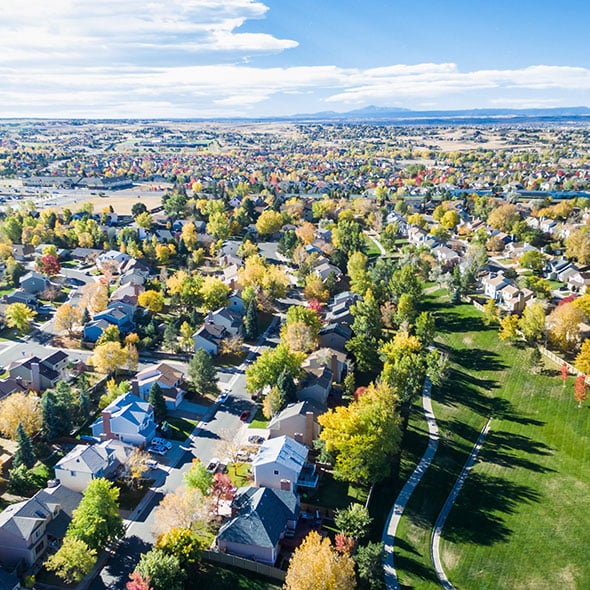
left=0, top=119, right=588, bottom=590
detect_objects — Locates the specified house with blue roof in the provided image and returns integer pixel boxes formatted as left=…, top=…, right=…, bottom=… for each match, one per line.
left=91, top=392, right=156, bottom=447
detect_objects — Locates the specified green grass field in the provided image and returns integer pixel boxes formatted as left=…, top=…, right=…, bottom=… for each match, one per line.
left=394, top=290, right=590, bottom=590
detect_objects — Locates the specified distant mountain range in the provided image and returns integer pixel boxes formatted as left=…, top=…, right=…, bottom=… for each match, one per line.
left=284, top=105, right=590, bottom=123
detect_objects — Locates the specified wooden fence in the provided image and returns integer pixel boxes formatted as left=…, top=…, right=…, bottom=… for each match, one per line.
left=201, top=550, right=286, bottom=582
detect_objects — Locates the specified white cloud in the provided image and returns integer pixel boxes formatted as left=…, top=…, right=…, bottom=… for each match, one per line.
left=0, top=1, right=588, bottom=117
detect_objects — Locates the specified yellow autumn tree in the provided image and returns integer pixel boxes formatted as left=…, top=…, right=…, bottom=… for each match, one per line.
left=0, top=391, right=42, bottom=438
left=284, top=531, right=356, bottom=590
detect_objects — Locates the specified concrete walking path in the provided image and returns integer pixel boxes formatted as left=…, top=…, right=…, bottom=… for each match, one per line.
left=383, top=379, right=439, bottom=590
left=430, top=417, right=493, bottom=590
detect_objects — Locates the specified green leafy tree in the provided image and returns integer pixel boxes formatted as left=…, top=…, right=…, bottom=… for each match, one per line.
left=13, top=421, right=36, bottom=469
left=519, top=301, right=546, bottom=343
left=389, top=265, right=423, bottom=304
left=415, top=311, right=436, bottom=346
left=135, top=549, right=186, bottom=590
left=188, top=348, right=217, bottom=393
left=334, top=503, right=372, bottom=541
left=244, top=298, right=259, bottom=340
left=519, top=250, right=546, bottom=275
left=318, top=382, right=401, bottom=485
left=148, top=382, right=167, bottom=423
left=245, top=344, right=304, bottom=393
left=380, top=332, right=427, bottom=405
left=184, top=459, right=213, bottom=495
left=346, top=290, right=383, bottom=373
left=67, top=478, right=124, bottom=551
left=7, top=463, right=35, bottom=495
left=45, top=538, right=96, bottom=584
left=355, top=542, right=386, bottom=590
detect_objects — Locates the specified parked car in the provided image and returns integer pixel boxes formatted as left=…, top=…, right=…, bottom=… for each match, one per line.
left=149, top=444, right=167, bottom=456
left=206, top=458, right=220, bottom=473
left=146, top=459, right=158, bottom=469
left=240, top=410, right=251, bottom=422
left=152, top=437, right=172, bottom=450
left=247, top=435, right=265, bottom=445
left=218, top=390, right=230, bottom=403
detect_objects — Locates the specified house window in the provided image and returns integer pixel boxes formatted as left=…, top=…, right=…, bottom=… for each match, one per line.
left=273, top=470, right=279, bottom=475
left=35, top=540, right=45, bottom=555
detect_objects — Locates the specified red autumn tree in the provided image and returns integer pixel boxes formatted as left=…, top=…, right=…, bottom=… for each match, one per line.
left=574, top=374, right=587, bottom=408
left=38, top=254, right=61, bottom=277
left=126, top=572, right=152, bottom=590
left=212, top=472, right=235, bottom=512
left=334, top=532, right=355, bottom=555
left=307, top=298, right=323, bottom=316
left=561, top=363, right=569, bottom=387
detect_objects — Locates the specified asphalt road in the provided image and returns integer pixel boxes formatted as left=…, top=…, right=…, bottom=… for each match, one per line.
left=89, top=326, right=276, bottom=589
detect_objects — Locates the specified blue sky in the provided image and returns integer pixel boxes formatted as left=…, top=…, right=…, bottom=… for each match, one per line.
left=0, top=0, right=589, bottom=118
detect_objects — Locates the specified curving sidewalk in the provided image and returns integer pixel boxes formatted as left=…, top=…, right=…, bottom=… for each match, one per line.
left=383, top=378, right=440, bottom=590
left=430, top=417, right=492, bottom=590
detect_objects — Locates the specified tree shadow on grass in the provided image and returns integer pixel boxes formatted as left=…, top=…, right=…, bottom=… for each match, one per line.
left=454, top=347, right=507, bottom=372
left=395, top=553, right=440, bottom=588
left=442, top=471, right=541, bottom=546
left=435, top=310, right=492, bottom=335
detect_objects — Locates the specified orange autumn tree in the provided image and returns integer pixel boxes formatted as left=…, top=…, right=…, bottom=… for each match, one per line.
left=574, top=374, right=587, bottom=408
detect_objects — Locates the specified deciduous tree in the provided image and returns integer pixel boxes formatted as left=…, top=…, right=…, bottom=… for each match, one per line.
left=54, top=303, right=82, bottom=336
left=138, top=290, right=164, bottom=314
left=0, top=391, right=42, bottom=438
left=67, top=479, right=124, bottom=551
left=284, top=531, right=356, bottom=590
left=5, top=302, right=36, bottom=334
left=574, top=374, right=587, bottom=408
left=153, top=486, right=215, bottom=536
left=80, top=282, right=108, bottom=315
left=547, top=302, right=584, bottom=352
left=127, top=572, right=153, bottom=590
left=183, top=459, right=213, bottom=495
left=334, top=503, right=372, bottom=541
left=519, top=302, right=546, bottom=343
left=499, top=314, right=520, bottom=343
left=155, top=527, right=204, bottom=569
left=245, top=344, right=304, bottom=393
left=37, top=253, right=61, bottom=276
left=135, top=549, right=186, bottom=590
left=256, top=209, right=284, bottom=236
left=90, top=341, right=129, bottom=375
left=319, top=382, right=401, bottom=485
left=45, top=538, right=96, bottom=583
left=575, top=339, right=590, bottom=375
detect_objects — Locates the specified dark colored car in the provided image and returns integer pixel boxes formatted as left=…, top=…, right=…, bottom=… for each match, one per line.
left=240, top=410, right=251, bottom=422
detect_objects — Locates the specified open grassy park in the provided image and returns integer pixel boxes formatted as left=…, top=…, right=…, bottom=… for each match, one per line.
left=394, top=290, right=590, bottom=590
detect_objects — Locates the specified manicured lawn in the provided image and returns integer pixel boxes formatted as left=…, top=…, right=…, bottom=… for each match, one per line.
left=227, top=462, right=253, bottom=488
left=364, top=234, right=382, bottom=256
left=301, top=471, right=368, bottom=511
left=164, top=417, right=198, bottom=441
left=394, top=292, right=590, bottom=589
left=248, top=407, right=268, bottom=429
left=189, top=562, right=280, bottom=590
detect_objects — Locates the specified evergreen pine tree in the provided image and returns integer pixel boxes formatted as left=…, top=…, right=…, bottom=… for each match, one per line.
left=244, top=298, right=259, bottom=340
left=79, top=388, right=91, bottom=420
left=41, top=390, right=59, bottom=441
left=277, top=369, right=297, bottom=404
left=148, top=382, right=167, bottom=423
left=81, top=307, right=90, bottom=325
left=13, top=422, right=36, bottom=469
left=188, top=349, right=217, bottom=393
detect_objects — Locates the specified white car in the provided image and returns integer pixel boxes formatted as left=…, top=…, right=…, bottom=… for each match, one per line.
left=218, top=390, right=230, bottom=403
left=152, top=437, right=172, bottom=450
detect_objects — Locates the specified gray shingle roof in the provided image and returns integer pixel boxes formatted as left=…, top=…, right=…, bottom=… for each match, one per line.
left=217, top=487, right=298, bottom=548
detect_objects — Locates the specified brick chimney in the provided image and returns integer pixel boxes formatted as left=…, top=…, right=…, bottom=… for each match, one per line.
left=330, top=354, right=338, bottom=382
left=31, top=362, right=41, bottom=392
left=102, top=411, right=114, bottom=440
